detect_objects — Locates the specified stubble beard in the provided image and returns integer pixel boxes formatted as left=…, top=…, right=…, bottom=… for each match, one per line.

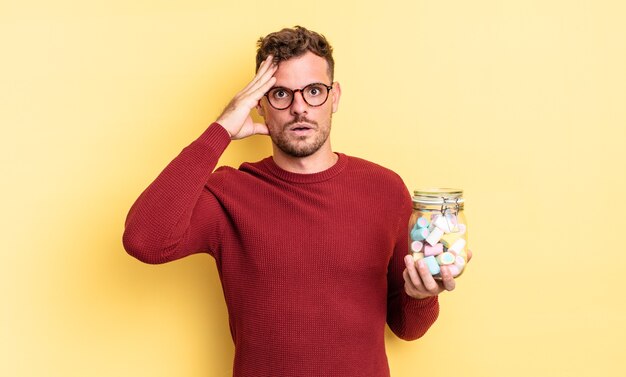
left=270, top=116, right=331, bottom=158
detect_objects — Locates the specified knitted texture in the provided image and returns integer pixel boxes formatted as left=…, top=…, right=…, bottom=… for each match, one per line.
left=123, top=123, right=439, bottom=377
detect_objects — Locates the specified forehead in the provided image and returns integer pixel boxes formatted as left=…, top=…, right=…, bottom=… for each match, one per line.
left=274, top=51, right=331, bottom=87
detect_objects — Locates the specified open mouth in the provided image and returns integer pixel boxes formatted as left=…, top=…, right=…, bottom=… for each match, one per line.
left=289, top=123, right=314, bottom=132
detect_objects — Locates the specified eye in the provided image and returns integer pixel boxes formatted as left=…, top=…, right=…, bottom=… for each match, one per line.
left=271, top=88, right=290, bottom=99
left=306, top=85, right=323, bottom=96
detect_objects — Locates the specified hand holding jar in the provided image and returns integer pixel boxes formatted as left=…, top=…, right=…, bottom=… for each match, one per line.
left=402, top=188, right=471, bottom=299
left=409, top=188, right=469, bottom=278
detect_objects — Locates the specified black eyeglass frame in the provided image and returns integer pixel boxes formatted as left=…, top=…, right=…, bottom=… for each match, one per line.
left=264, top=83, right=334, bottom=110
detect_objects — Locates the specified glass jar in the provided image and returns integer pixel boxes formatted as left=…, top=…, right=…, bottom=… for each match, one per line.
left=408, top=188, right=468, bottom=279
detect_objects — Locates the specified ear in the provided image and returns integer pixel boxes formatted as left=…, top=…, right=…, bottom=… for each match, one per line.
left=256, top=99, right=266, bottom=117
left=331, top=81, right=341, bottom=113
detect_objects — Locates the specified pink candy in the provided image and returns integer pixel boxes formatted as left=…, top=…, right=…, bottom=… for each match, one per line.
left=424, top=243, right=443, bottom=256
left=410, top=241, right=424, bottom=252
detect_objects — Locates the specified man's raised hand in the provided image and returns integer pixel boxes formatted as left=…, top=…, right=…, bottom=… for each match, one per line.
left=216, top=55, right=277, bottom=140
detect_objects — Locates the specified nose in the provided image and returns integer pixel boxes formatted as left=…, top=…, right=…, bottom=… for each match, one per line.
left=289, top=90, right=308, bottom=115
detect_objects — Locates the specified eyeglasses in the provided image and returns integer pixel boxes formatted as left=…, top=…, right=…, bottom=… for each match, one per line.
left=264, top=83, right=333, bottom=110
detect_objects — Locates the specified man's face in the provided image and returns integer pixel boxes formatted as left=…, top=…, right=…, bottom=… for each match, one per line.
left=257, top=51, right=341, bottom=158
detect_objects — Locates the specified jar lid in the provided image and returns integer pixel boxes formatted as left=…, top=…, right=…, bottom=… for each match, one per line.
left=412, top=188, right=464, bottom=205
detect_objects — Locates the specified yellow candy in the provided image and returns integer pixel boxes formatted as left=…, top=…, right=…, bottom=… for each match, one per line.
left=412, top=252, right=425, bottom=261
left=456, top=249, right=468, bottom=260
left=436, top=252, right=455, bottom=265
left=441, top=231, right=463, bottom=248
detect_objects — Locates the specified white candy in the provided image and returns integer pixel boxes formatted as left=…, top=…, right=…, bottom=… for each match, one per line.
left=448, top=238, right=466, bottom=254
left=433, top=215, right=452, bottom=233
left=425, top=227, right=444, bottom=246
left=455, top=255, right=466, bottom=268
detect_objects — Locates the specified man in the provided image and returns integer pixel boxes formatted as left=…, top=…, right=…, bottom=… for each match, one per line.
left=123, top=26, right=460, bottom=377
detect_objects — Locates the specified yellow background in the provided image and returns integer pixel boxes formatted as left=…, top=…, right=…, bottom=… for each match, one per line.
left=2, top=1, right=625, bottom=376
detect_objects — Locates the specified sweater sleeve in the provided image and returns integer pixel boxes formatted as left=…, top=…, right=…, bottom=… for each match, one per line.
left=386, top=181, right=440, bottom=340
left=122, top=123, right=231, bottom=264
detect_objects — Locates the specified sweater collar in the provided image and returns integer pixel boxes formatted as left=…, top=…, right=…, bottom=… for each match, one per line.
left=261, top=153, right=348, bottom=184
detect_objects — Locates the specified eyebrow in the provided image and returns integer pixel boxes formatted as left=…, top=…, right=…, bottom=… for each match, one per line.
left=269, top=82, right=328, bottom=90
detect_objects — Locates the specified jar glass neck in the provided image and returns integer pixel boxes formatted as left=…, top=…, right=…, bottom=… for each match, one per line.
left=412, top=202, right=464, bottom=212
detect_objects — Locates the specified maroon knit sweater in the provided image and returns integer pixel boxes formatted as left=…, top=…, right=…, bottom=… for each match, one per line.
left=123, top=123, right=439, bottom=377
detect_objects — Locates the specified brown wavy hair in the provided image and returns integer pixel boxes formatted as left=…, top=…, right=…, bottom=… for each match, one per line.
left=256, top=26, right=335, bottom=81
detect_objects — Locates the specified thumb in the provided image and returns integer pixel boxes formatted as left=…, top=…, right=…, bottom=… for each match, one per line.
left=253, top=122, right=269, bottom=136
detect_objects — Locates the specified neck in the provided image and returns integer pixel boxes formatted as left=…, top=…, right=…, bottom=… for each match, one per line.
left=272, top=146, right=338, bottom=174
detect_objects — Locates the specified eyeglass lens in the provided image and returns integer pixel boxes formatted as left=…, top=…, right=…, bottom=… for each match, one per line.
left=267, top=83, right=331, bottom=109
